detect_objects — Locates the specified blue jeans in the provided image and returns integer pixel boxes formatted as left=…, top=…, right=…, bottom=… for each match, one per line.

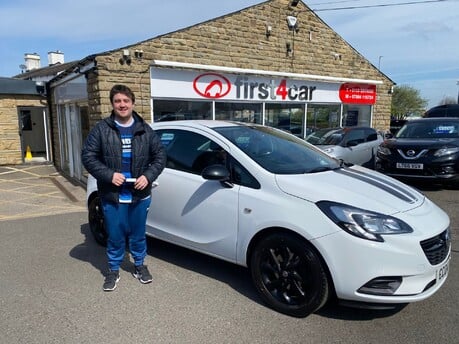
left=101, top=197, right=151, bottom=271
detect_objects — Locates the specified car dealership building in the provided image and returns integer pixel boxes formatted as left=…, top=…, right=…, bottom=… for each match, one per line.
left=8, top=0, right=394, bottom=184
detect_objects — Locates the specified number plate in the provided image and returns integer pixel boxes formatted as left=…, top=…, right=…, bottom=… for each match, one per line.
left=436, top=256, right=450, bottom=283
left=396, top=162, right=423, bottom=169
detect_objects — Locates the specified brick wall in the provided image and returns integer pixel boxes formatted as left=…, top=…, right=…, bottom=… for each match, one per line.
left=49, top=0, right=393, bottom=174
left=84, top=0, right=392, bottom=131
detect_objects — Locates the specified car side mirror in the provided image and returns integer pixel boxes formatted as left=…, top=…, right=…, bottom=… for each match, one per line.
left=202, top=164, right=233, bottom=188
left=202, top=164, right=229, bottom=180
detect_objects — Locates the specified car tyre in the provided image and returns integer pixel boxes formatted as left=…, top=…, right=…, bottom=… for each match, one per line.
left=88, top=195, right=108, bottom=247
left=250, top=233, right=330, bottom=317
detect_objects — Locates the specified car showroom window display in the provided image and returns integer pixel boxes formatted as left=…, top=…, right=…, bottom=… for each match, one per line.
left=87, top=120, right=451, bottom=318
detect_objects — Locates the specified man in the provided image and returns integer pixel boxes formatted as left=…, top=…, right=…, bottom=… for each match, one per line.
left=82, top=84, right=166, bottom=291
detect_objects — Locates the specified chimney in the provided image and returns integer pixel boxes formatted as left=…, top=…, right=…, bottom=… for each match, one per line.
left=48, top=50, right=64, bottom=66
left=24, top=53, right=41, bottom=71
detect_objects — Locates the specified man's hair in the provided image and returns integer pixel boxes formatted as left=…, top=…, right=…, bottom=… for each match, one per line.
left=109, top=84, right=135, bottom=104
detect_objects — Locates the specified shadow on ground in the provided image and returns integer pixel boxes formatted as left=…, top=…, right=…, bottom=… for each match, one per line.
left=69, top=223, right=135, bottom=277
left=69, top=223, right=407, bottom=320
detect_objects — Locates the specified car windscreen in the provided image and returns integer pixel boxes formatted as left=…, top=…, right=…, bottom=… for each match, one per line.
left=215, top=125, right=340, bottom=174
left=396, top=120, right=459, bottom=139
left=305, top=128, right=344, bottom=145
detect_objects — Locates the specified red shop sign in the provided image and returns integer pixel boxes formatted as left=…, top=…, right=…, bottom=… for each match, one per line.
left=193, top=73, right=231, bottom=99
left=339, top=83, right=376, bottom=105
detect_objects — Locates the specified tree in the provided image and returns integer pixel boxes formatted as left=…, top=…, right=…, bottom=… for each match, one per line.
left=391, top=85, right=428, bottom=120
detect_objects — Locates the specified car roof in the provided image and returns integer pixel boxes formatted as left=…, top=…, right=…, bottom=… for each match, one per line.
left=151, top=120, right=248, bottom=129
left=315, top=126, right=374, bottom=132
left=427, top=104, right=459, bottom=111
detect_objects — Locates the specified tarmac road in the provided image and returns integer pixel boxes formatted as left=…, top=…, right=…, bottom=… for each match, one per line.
left=0, top=166, right=457, bottom=344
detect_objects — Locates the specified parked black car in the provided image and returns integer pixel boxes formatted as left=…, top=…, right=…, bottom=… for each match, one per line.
left=424, top=104, right=459, bottom=118
left=376, top=117, right=459, bottom=185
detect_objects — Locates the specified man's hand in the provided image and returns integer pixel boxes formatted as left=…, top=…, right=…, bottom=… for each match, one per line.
left=134, top=175, right=149, bottom=190
left=112, top=172, right=126, bottom=186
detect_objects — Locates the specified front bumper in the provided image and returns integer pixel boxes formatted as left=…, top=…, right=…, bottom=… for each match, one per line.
left=376, top=153, right=459, bottom=182
left=313, top=199, right=451, bottom=304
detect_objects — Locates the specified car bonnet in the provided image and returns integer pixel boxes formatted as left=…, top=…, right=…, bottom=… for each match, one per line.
left=275, top=166, right=424, bottom=215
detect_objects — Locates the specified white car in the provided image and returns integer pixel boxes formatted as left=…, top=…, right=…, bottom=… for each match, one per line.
left=87, top=120, right=451, bottom=317
left=305, top=127, right=383, bottom=168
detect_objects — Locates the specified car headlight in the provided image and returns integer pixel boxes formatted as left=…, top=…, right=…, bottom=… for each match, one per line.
left=317, top=201, right=413, bottom=242
left=434, top=146, right=459, bottom=157
left=377, top=146, right=391, bottom=156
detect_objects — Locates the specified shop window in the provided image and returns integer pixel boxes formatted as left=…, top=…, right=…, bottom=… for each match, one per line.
left=215, top=102, right=262, bottom=123
left=265, top=103, right=304, bottom=137
left=342, top=105, right=372, bottom=127
left=153, top=100, right=212, bottom=122
left=306, top=104, right=341, bottom=134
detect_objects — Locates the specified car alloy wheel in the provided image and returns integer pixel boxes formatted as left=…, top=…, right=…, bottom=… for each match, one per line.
left=88, top=196, right=108, bottom=247
left=250, top=233, right=330, bottom=317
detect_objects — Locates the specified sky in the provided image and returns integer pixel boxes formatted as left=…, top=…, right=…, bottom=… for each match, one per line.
left=0, top=0, right=458, bottom=108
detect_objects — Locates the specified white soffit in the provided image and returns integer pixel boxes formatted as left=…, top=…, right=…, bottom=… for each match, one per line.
left=153, top=60, right=383, bottom=85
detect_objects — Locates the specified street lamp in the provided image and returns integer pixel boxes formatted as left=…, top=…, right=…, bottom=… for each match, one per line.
left=378, top=56, right=383, bottom=70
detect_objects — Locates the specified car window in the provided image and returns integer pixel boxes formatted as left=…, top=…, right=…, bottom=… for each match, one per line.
left=158, top=129, right=210, bottom=173
left=425, top=109, right=446, bottom=118
left=157, top=129, right=260, bottom=188
left=446, top=107, right=459, bottom=117
left=215, top=125, right=339, bottom=174
left=228, top=157, right=261, bottom=189
left=365, top=128, right=378, bottom=142
left=396, top=121, right=459, bottom=139
left=343, top=129, right=365, bottom=146
left=305, top=128, right=343, bottom=145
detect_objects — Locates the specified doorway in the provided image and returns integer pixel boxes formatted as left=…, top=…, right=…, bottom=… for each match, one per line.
left=18, top=106, right=50, bottom=162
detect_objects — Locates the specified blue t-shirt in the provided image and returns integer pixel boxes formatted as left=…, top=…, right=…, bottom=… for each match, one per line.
left=116, top=120, right=134, bottom=203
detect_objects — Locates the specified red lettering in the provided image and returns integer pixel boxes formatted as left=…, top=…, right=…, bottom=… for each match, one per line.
left=276, top=80, right=288, bottom=100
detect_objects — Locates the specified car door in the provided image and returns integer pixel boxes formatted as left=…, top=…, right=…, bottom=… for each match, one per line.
left=342, top=128, right=371, bottom=165
left=363, top=128, right=382, bottom=168
left=146, top=128, right=240, bottom=261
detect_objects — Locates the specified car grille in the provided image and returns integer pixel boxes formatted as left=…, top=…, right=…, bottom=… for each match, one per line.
left=420, top=229, right=451, bottom=265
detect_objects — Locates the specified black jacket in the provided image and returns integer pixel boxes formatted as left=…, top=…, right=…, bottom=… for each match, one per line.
left=82, top=111, right=166, bottom=203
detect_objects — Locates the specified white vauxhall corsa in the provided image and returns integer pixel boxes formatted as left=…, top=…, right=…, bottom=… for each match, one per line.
left=86, top=120, right=451, bottom=317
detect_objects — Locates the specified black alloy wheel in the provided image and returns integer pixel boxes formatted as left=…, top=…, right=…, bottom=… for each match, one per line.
left=88, top=196, right=108, bottom=247
left=250, top=233, right=330, bottom=317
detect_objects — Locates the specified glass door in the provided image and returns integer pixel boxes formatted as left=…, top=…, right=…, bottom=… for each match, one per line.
left=58, top=103, right=89, bottom=182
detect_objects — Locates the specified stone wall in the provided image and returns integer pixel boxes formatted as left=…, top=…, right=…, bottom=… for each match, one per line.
left=86, top=0, right=393, bottom=131
left=0, top=95, right=45, bottom=165
left=49, top=0, right=395, bottom=173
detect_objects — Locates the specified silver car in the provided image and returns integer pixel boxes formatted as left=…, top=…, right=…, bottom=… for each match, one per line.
left=305, top=127, right=383, bottom=168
